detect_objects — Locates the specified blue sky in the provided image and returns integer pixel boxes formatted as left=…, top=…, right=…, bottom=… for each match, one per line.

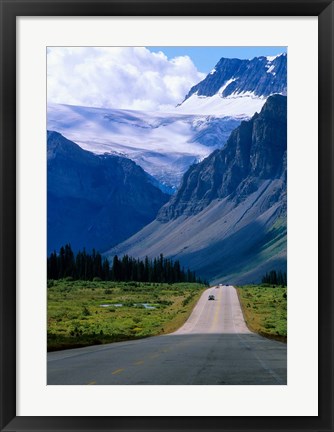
left=148, top=47, right=287, bottom=74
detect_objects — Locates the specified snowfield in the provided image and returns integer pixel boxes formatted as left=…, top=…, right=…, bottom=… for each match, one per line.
left=175, top=92, right=266, bottom=117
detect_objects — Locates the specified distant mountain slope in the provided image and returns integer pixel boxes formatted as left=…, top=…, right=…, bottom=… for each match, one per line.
left=47, top=131, right=169, bottom=254
left=176, top=54, right=287, bottom=116
left=106, top=95, right=287, bottom=284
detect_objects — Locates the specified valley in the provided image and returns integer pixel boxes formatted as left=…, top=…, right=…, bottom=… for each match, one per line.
left=47, top=53, right=287, bottom=285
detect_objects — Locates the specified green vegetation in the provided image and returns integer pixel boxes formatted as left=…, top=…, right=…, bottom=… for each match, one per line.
left=237, top=284, right=287, bottom=342
left=48, top=244, right=207, bottom=284
left=48, top=279, right=206, bottom=351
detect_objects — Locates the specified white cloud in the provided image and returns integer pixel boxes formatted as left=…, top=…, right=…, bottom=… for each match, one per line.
left=47, top=47, right=205, bottom=111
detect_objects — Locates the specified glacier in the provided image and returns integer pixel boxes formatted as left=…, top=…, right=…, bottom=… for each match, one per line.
left=47, top=103, right=244, bottom=192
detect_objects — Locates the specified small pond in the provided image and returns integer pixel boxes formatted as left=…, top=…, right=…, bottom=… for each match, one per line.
left=99, top=303, right=156, bottom=309
left=99, top=303, right=123, bottom=308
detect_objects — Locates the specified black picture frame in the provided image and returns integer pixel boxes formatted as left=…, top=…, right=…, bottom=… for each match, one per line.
left=1, top=0, right=333, bottom=431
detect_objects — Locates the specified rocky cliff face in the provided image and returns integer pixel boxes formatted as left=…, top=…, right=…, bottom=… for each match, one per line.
left=159, top=94, right=287, bottom=221
left=47, top=131, right=169, bottom=254
left=183, top=54, right=287, bottom=101
left=107, top=95, right=287, bottom=284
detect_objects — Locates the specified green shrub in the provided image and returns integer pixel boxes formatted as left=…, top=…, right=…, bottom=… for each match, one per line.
left=82, top=306, right=91, bottom=316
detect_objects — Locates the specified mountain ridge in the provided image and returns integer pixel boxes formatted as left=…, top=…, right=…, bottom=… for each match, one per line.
left=183, top=54, right=287, bottom=102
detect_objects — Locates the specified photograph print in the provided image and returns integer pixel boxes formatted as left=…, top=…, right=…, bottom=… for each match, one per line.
left=47, top=46, right=287, bottom=385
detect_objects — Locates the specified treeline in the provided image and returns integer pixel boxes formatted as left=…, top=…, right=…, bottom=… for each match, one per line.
left=47, top=244, right=207, bottom=284
left=262, top=269, right=287, bottom=286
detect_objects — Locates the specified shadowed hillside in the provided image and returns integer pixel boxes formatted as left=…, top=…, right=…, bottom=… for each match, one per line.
left=106, top=95, right=287, bottom=284
left=48, top=131, right=169, bottom=254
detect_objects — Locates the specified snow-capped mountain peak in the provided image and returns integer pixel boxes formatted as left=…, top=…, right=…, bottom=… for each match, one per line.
left=266, top=52, right=286, bottom=62
left=175, top=54, right=287, bottom=116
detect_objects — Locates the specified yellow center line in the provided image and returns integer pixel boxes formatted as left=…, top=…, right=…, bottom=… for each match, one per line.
left=112, top=368, right=124, bottom=375
left=87, top=380, right=96, bottom=385
left=211, top=291, right=222, bottom=332
left=133, top=360, right=144, bottom=365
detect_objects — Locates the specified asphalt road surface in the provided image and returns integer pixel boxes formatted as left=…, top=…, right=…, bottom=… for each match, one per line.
left=48, top=285, right=287, bottom=385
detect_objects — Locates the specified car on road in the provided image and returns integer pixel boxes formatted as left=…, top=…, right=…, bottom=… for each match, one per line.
left=208, top=295, right=215, bottom=300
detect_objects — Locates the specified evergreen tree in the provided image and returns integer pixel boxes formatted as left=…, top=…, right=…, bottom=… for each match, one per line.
left=262, top=269, right=287, bottom=286
left=102, top=258, right=110, bottom=280
left=47, top=245, right=206, bottom=284
left=112, top=255, right=121, bottom=281
left=48, top=251, right=58, bottom=280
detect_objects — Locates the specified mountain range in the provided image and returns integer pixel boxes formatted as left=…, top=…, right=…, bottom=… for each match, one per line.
left=106, top=95, right=287, bottom=284
left=47, top=55, right=287, bottom=192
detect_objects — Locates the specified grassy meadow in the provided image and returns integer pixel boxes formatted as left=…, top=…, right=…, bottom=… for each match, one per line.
left=47, top=279, right=206, bottom=351
left=237, top=284, right=287, bottom=342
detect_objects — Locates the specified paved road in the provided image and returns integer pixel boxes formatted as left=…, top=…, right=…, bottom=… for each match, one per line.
left=48, top=285, right=287, bottom=385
